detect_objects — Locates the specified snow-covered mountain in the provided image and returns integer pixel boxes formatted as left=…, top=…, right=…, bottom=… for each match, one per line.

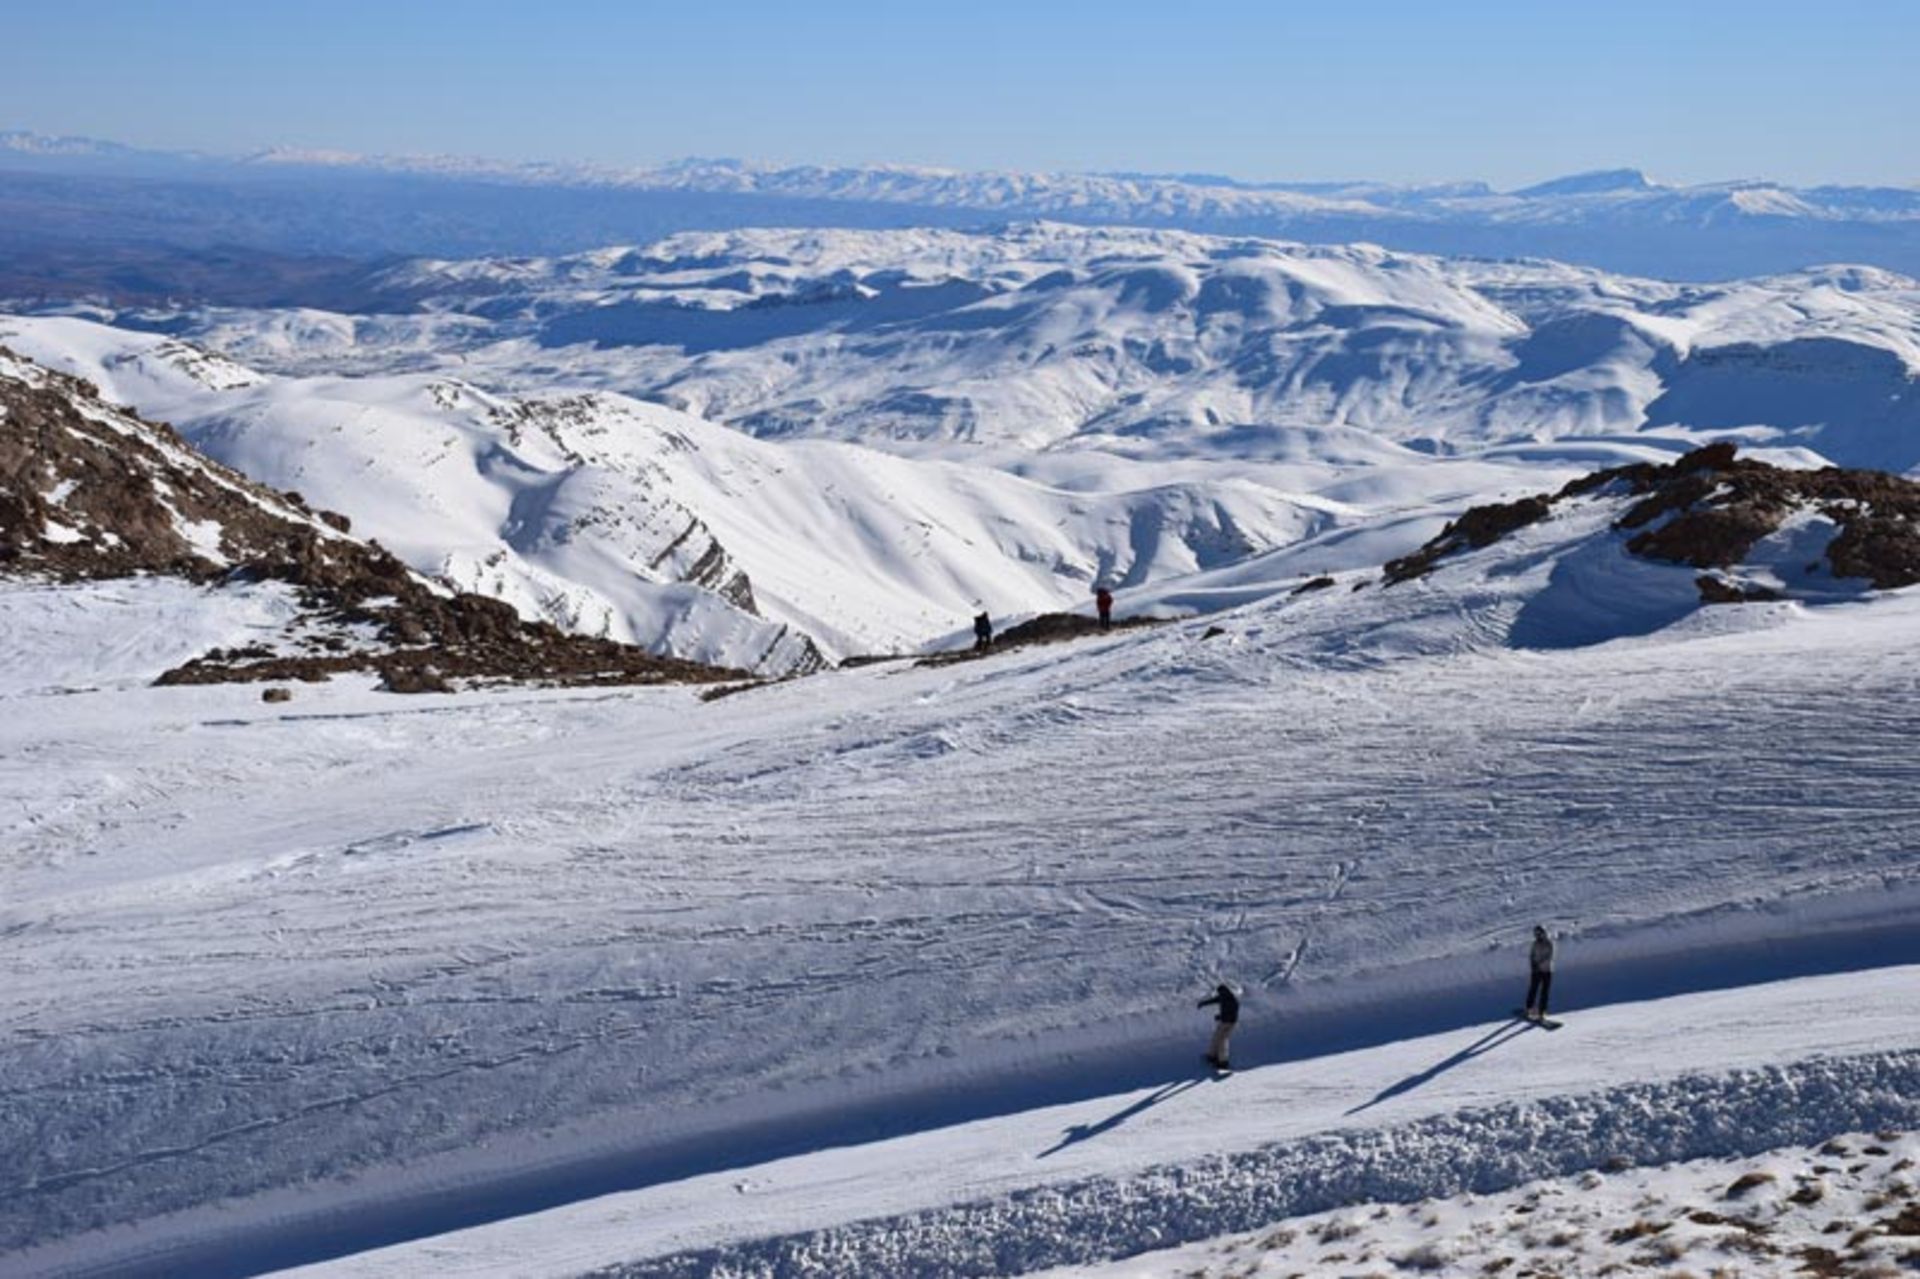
left=0, top=344, right=733, bottom=692
left=17, top=220, right=1917, bottom=673
left=2, top=315, right=1393, bottom=673
left=6, top=130, right=1920, bottom=278
left=141, top=224, right=1920, bottom=471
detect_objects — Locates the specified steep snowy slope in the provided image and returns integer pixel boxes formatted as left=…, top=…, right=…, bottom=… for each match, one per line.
left=5, top=438, right=1920, bottom=1271
left=0, top=345, right=730, bottom=692
left=0, top=315, right=1368, bottom=670
left=135, top=225, right=1920, bottom=471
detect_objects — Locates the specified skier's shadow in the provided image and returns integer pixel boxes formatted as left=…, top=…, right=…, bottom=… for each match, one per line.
left=1345, top=1017, right=1532, bottom=1116
left=1038, top=1076, right=1207, bottom=1158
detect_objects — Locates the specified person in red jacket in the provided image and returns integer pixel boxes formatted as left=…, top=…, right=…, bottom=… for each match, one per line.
left=1095, top=585, right=1114, bottom=631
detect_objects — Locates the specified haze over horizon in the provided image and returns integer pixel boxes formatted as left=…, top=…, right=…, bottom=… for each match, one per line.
left=3, top=0, right=1916, bottom=190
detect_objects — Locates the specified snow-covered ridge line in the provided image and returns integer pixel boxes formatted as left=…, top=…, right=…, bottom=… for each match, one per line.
left=0, top=346, right=740, bottom=691
left=9, top=130, right=1910, bottom=223
left=610, top=1051, right=1920, bottom=1279
left=159, top=223, right=1920, bottom=475
left=0, top=313, right=1374, bottom=673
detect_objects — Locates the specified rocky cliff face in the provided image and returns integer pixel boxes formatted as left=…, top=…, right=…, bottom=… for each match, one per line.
left=0, top=347, right=741, bottom=691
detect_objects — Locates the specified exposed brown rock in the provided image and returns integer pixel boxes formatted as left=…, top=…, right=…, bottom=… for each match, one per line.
left=1385, top=440, right=1920, bottom=595
left=1, top=346, right=742, bottom=693
left=913, top=611, right=1163, bottom=666
left=1827, top=515, right=1920, bottom=589
left=1695, top=575, right=1783, bottom=605
left=1628, top=501, right=1787, bottom=569
left=1383, top=495, right=1553, bottom=584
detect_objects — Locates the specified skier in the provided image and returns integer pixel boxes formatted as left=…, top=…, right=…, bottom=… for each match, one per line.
left=1197, top=983, right=1239, bottom=1069
left=1524, top=924, right=1555, bottom=1022
left=973, top=610, right=993, bottom=652
left=1095, top=586, right=1114, bottom=631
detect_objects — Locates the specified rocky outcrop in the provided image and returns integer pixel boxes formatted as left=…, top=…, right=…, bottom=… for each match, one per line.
left=1384, top=496, right=1555, bottom=584
left=1384, top=442, right=1920, bottom=599
left=913, top=611, right=1162, bottom=666
left=0, top=347, right=740, bottom=691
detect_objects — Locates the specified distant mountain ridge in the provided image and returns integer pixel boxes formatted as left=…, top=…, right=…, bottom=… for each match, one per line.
left=150, top=224, right=1920, bottom=473
left=4, top=130, right=1920, bottom=281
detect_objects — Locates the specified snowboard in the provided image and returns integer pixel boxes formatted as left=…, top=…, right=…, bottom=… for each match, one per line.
left=1204, top=1055, right=1234, bottom=1075
left=1514, top=1009, right=1563, bottom=1030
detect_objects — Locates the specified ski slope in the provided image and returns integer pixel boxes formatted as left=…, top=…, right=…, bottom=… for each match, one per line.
left=253, top=970, right=1920, bottom=1278
left=5, top=501, right=1920, bottom=1272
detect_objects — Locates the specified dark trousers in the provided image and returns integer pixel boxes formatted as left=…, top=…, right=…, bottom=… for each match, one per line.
left=1525, top=969, right=1553, bottom=1014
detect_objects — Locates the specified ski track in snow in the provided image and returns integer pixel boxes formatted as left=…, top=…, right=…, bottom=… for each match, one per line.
left=257, top=966, right=1920, bottom=1279
left=3, top=574, right=1920, bottom=1272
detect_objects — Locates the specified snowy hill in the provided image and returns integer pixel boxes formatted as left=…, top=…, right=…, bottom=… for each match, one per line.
left=5, top=433, right=1920, bottom=1272
left=2, top=315, right=1393, bottom=673
left=0, top=344, right=732, bottom=693
left=8, top=197, right=1920, bottom=1274
left=137, top=224, right=1920, bottom=472
left=14, top=221, right=1919, bottom=672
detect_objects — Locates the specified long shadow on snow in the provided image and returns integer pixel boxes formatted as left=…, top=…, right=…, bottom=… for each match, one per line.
left=1345, top=1018, right=1531, bottom=1116
left=78, top=911, right=1920, bottom=1279
left=1038, top=1074, right=1211, bottom=1158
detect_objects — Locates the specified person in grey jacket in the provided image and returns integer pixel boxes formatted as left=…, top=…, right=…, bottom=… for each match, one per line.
left=1524, top=925, right=1555, bottom=1021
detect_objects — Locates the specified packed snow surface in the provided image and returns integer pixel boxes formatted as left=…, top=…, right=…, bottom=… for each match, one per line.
left=4, top=493, right=1920, bottom=1272
left=253, top=977, right=1920, bottom=1278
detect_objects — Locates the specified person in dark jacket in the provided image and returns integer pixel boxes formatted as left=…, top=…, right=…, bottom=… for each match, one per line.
left=1198, top=983, right=1239, bottom=1068
left=1524, top=925, right=1555, bottom=1021
left=1095, top=586, right=1114, bottom=631
left=972, top=611, right=993, bottom=651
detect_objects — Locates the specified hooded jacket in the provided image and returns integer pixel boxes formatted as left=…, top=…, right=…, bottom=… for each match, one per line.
left=1198, top=985, right=1239, bottom=1024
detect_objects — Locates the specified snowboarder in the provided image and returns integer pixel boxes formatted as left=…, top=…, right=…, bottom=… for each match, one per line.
left=1198, top=983, right=1239, bottom=1069
left=1095, top=586, right=1114, bottom=631
left=973, top=610, right=993, bottom=652
left=1524, top=925, right=1555, bottom=1022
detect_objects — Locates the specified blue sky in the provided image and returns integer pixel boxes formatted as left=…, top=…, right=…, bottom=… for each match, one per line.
left=2, top=0, right=1915, bottom=188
